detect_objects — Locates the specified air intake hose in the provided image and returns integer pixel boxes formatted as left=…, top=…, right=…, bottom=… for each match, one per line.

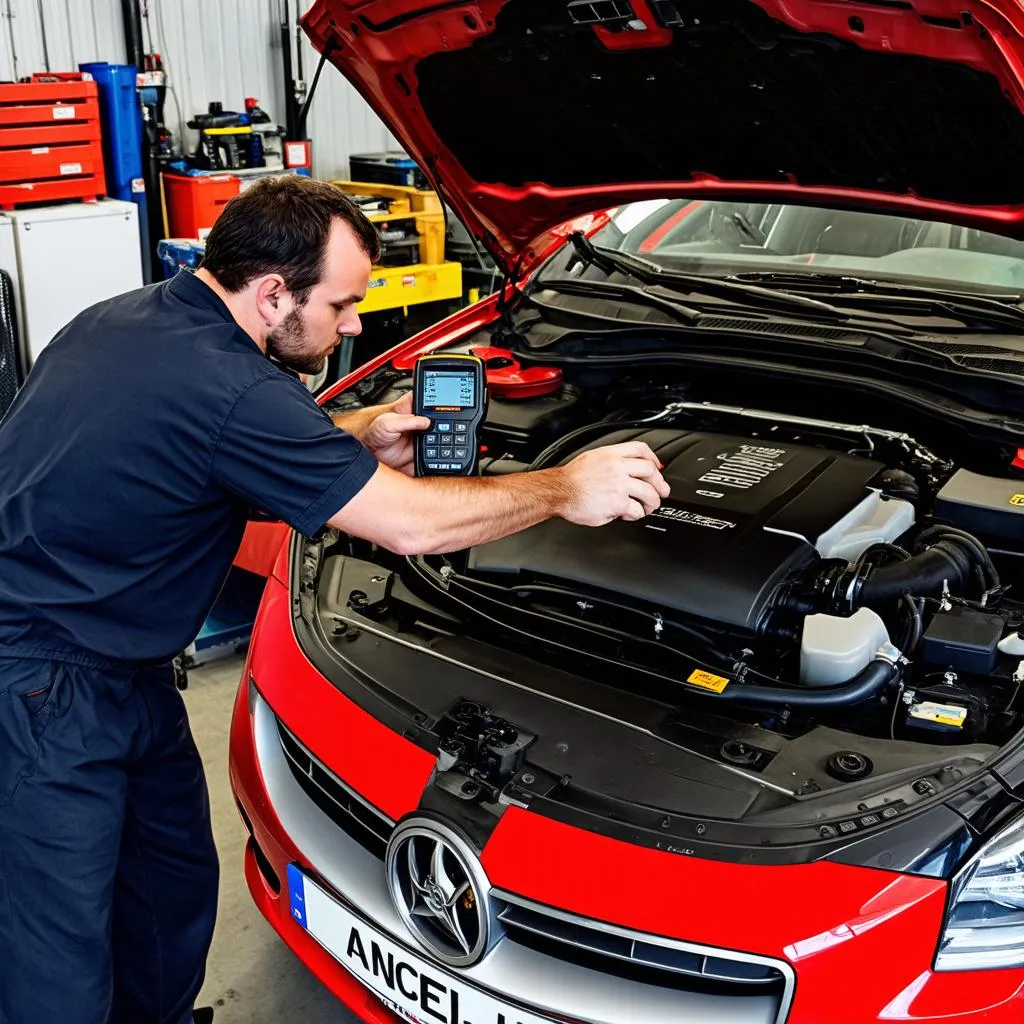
left=712, top=650, right=901, bottom=709
left=855, top=538, right=975, bottom=605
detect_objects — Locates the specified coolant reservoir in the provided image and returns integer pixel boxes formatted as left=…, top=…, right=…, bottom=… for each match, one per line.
left=815, top=491, right=915, bottom=562
left=800, top=608, right=891, bottom=686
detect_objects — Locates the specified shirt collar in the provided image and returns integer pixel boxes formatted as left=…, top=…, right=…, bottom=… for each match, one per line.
left=167, top=269, right=236, bottom=324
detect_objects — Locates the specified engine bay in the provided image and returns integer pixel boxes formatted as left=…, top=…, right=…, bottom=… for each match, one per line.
left=319, top=341, right=1024, bottom=794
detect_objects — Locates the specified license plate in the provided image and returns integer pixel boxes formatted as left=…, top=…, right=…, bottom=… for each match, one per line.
left=288, top=865, right=557, bottom=1024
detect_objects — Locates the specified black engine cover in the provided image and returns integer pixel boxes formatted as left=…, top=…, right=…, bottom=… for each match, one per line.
left=466, top=428, right=883, bottom=632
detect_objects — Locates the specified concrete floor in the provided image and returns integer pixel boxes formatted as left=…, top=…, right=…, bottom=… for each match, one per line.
left=185, top=653, right=360, bottom=1024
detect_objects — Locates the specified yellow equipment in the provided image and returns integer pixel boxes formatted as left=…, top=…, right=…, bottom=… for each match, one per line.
left=330, top=180, right=461, bottom=313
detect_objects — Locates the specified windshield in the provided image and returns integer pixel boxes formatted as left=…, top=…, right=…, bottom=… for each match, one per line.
left=579, top=200, right=1024, bottom=292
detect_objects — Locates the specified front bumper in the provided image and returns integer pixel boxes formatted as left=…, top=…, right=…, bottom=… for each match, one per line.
left=229, top=578, right=1024, bottom=1024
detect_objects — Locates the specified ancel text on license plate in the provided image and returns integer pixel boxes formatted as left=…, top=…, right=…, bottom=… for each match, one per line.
left=288, top=866, right=555, bottom=1024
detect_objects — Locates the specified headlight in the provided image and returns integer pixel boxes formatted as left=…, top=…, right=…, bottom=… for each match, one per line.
left=936, top=813, right=1024, bottom=971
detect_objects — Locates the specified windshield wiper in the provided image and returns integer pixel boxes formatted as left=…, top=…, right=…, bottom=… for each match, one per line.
left=532, top=276, right=982, bottom=373
left=731, top=271, right=1024, bottom=333
left=563, top=232, right=859, bottom=322
left=536, top=275, right=705, bottom=324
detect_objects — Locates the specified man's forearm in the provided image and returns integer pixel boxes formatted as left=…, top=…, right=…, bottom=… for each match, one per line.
left=329, top=464, right=575, bottom=555
left=411, top=469, right=575, bottom=553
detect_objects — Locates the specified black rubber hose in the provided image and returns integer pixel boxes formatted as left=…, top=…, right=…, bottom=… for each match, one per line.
left=712, top=657, right=898, bottom=709
left=914, top=526, right=999, bottom=591
left=857, top=541, right=972, bottom=605
left=899, top=593, right=924, bottom=652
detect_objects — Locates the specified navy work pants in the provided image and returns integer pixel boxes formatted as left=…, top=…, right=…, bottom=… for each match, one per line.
left=0, top=656, right=219, bottom=1024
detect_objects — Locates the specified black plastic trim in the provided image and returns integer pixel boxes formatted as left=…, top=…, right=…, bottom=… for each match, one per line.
left=289, top=540, right=997, bottom=874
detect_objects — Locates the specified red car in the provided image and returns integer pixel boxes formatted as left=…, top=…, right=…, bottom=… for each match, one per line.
left=230, top=2, right=1024, bottom=1022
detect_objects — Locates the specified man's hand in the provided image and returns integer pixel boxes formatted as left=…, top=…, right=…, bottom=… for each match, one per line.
left=358, top=392, right=430, bottom=475
left=555, top=442, right=670, bottom=526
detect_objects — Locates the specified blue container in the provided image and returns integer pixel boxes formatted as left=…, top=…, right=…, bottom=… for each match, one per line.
left=80, top=62, right=152, bottom=280
left=157, top=239, right=205, bottom=279
left=79, top=63, right=144, bottom=200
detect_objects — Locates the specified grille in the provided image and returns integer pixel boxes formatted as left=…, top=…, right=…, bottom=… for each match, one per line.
left=496, top=894, right=787, bottom=996
left=276, top=718, right=792, bottom=1017
left=887, top=340, right=1024, bottom=377
left=927, top=343, right=1017, bottom=356
left=955, top=355, right=1024, bottom=376
left=277, top=721, right=393, bottom=858
left=697, top=316, right=859, bottom=342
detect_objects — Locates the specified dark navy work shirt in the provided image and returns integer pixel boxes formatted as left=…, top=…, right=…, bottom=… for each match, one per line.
left=0, top=272, right=377, bottom=667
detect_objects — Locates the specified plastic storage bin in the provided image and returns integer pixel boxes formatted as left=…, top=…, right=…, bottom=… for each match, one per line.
left=162, top=173, right=240, bottom=239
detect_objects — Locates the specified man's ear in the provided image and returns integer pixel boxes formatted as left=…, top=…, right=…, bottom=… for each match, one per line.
left=254, top=274, right=288, bottom=326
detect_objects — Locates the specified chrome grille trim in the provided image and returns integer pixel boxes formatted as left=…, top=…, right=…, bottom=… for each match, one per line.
left=277, top=720, right=394, bottom=854
left=494, top=890, right=795, bottom=1023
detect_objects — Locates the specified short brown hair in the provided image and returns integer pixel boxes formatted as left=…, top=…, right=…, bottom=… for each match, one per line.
left=200, top=176, right=381, bottom=302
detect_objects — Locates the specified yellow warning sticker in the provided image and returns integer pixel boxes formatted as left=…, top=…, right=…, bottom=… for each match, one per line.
left=687, top=669, right=731, bottom=693
left=909, top=701, right=967, bottom=728
left=1011, top=494, right=1024, bottom=507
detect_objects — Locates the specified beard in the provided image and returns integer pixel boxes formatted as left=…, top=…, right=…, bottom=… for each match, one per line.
left=266, top=307, right=329, bottom=374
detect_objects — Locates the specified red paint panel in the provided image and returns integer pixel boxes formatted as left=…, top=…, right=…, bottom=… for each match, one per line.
left=481, top=807, right=957, bottom=1021
left=482, top=807, right=942, bottom=955
left=247, top=579, right=435, bottom=820
left=303, top=0, right=1024, bottom=267
left=233, top=521, right=289, bottom=578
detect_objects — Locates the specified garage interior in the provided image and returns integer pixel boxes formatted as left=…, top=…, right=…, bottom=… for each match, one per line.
left=4, top=3, right=1024, bottom=1024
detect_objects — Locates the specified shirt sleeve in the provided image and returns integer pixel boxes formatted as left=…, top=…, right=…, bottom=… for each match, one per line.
left=211, top=373, right=378, bottom=535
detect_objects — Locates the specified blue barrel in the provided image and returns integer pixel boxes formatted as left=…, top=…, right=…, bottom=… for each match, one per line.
left=79, top=62, right=151, bottom=280
left=79, top=63, right=143, bottom=201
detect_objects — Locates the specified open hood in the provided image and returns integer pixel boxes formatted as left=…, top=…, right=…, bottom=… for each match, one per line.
left=304, top=0, right=1024, bottom=275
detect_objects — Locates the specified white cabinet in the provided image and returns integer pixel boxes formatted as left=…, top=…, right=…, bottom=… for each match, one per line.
left=6, top=200, right=143, bottom=366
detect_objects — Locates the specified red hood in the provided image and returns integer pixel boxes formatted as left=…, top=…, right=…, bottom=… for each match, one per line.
left=304, top=0, right=1024, bottom=275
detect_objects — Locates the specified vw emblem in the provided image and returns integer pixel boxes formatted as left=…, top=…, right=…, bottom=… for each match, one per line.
left=385, top=816, right=497, bottom=968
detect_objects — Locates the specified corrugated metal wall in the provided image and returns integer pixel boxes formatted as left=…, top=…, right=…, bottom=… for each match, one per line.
left=1, top=0, right=398, bottom=181
left=1, top=0, right=124, bottom=82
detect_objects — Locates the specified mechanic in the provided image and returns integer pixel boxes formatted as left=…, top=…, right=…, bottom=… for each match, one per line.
left=0, top=176, right=669, bottom=1024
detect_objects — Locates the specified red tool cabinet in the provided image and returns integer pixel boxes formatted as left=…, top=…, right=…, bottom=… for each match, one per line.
left=0, top=81, right=107, bottom=210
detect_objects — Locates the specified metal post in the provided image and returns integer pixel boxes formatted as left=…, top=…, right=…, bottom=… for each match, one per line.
left=281, top=0, right=300, bottom=139
left=121, top=0, right=144, bottom=71
left=35, top=0, right=49, bottom=72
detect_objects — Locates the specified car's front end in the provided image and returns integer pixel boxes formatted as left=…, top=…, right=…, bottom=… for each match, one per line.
left=231, top=1, right=1024, bottom=1020
left=229, top=510, right=1024, bottom=1023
